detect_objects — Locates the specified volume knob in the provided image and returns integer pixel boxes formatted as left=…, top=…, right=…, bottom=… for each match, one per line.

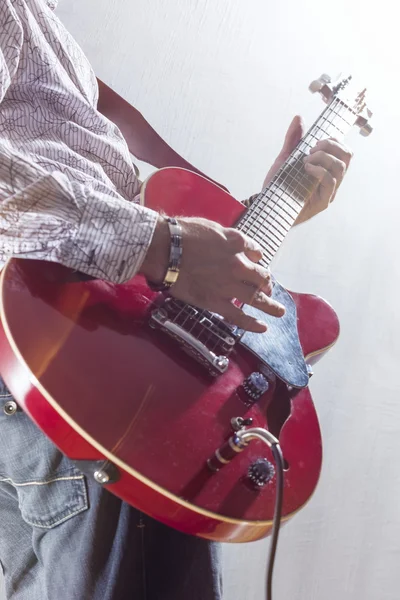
left=248, top=458, right=275, bottom=488
left=241, top=372, right=269, bottom=405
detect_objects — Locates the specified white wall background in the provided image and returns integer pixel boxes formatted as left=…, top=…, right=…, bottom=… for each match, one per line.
left=2, top=0, right=400, bottom=598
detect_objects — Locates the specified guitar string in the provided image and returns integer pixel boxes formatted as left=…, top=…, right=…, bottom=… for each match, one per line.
left=203, top=94, right=360, bottom=352
left=171, top=90, right=362, bottom=353
left=184, top=95, right=355, bottom=352
left=241, top=92, right=361, bottom=251
left=238, top=96, right=353, bottom=257
left=200, top=97, right=353, bottom=353
left=242, top=96, right=355, bottom=243
left=240, top=98, right=354, bottom=265
left=238, top=99, right=356, bottom=270
left=236, top=100, right=343, bottom=246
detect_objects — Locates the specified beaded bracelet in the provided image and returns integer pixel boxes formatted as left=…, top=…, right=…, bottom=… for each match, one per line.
left=148, top=217, right=183, bottom=292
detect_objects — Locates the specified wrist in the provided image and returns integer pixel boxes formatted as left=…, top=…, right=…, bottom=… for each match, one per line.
left=140, top=215, right=170, bottom=284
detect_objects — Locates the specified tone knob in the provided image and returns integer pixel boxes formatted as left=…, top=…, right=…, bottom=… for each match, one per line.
left=248, top=458, right=275, bottom=488
left=241, top=372, right=269, bottom=405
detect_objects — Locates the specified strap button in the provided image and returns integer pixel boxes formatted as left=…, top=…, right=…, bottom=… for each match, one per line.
left=3, top=400, right=18, bottom=416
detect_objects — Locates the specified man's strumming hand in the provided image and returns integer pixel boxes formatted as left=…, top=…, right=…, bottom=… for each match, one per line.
left=140, top=216, right=285, bottom=333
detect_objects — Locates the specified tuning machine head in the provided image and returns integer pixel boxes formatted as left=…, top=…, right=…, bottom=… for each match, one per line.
left=354, top=91, right=373, bottom=136
left=309, top=73, right=334, bottom=103
left=309, top=73, right=373, bottom=136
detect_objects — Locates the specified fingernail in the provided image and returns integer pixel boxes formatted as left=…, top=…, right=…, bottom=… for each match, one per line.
left=256, top=320, right=268, bottom=331
left=276, top=303, right=286, bottom=315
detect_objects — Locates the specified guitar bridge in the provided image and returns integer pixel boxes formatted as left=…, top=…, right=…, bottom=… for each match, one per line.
left=149, top=297, right=241, bottom=375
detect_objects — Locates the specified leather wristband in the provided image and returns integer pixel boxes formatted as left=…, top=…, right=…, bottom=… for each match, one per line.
left=148, top=217, right=182, bottom=292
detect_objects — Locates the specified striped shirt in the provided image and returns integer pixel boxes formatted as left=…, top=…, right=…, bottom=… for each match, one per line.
left=0, top=0, right=158, bottom=283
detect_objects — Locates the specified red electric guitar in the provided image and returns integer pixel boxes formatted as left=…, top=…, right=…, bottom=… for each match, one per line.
left=0, top=74, right=372, bottom=543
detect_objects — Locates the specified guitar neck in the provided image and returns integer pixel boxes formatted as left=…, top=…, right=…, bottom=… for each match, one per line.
left=237, top=96, right=356, bottom=268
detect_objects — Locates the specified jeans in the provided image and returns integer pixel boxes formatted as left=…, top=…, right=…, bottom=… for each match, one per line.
left=0, top=378, right=222, bottom=599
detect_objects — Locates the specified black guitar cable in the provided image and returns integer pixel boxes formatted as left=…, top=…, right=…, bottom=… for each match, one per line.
left=234, top=428, right=284, bottom=600
left=266, top=442, right=284, bottom=600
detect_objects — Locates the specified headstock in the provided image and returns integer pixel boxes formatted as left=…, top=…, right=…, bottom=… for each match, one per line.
left=309, top=73, right=373, bottom=136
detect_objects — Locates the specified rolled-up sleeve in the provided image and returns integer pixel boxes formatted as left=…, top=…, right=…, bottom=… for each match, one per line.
left=0, top=145, right=158, bottom=283
left=0, top=0, right=158, bottom=283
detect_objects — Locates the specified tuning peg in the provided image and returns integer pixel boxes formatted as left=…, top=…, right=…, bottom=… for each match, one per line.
left=360, top=123, right=373, bottom=136
left=309, top=79, right=323, bottom=93
left=309, top=73, right=332, bottom=93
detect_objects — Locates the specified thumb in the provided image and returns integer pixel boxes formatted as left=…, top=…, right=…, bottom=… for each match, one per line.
left=279, top=115, right=305, bottom=160
left=262, top=115, right=305, bottom=188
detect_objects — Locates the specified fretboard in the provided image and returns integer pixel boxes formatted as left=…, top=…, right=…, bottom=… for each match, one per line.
left=237, top=96, right=356, bottom=267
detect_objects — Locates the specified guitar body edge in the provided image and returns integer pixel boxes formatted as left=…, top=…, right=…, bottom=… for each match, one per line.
left=0, top=168, right=340, bottom=543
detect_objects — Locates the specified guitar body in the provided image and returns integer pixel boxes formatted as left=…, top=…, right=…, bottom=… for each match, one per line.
left=0, top=167, right=339, bottom=542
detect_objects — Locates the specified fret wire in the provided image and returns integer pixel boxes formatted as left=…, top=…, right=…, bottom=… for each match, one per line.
left=254, top=243, right=275, bottom=265
left=269, top=173, right=310, bottom=200
left=267, top=204, right=294, bottom=228
left=253, top=176, right=304, bottom=224
left=270, top=190, right=303, bottom=215
left=322, top=102, right=352, bottom=135
left=337, top=100, right=354, bottom=121
left=180, top=98, right=353, bottom=330
left=241, top=212, right=289, bottom=241
left=257, top=187, right=300, bottom=220
left=265, top=160, right=311, bottom=210
left=258, top=242, right=275, bottom=257
left=252, top=199, right=299, bottom=244
left=259, top=201, right=296, bottom=233
left=310, top=122, right=333, bottom=138
left=260, top=255, right=273, bottom=268
left=256, top=219, right=290, bottom=247
left=242, top=217, right=279, bottom=247
left=313, top=121, right=344, bottom=137
left=262, top=209, right=291, bottom=235
left=265, top=198, right=298, bottom=233
left=274, top=158, right=308, bottom=192
left=257, top=221, right=285, bottom=246
left=248, top=190, right=299, bottom=222
left=333, top=111, right=352, bottom=126
left=241, top=208, right=289, bottom=240
left=238, top=96, right=343, bottom=255
left=258, top=188, right=301, bottom=219
left=258, top=244, right=275, bottom=261
left=312, top=104, right=348, bottom=138
left=333, top=97, right=354, bottom=119
left=322, top=118, right=345, bottom=136
left=253, top=197, right=294, bottom=227
left=283, top=166, right=313, bottom=195
left=256, top=234, right=279, bottom=254
left=307, top=130, right=321, bottom=143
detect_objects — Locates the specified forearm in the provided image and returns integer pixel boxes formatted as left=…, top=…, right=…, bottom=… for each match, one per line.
left=0, top=145, right=158, bottom=283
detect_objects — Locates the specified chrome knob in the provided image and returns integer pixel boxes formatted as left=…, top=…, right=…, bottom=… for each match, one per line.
left=248, top=458, right=275, bottom=488
left=240, top=372, right=269, bottom=405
